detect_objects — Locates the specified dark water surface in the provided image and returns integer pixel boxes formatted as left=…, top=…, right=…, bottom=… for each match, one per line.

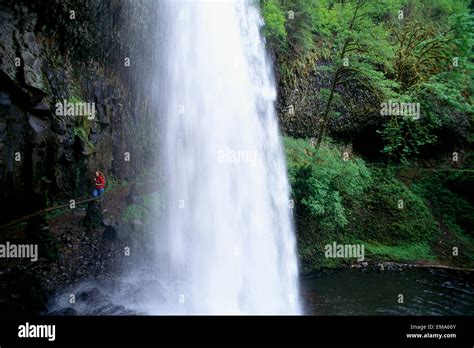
left=301, top=267, right=474, bottom=315
left=48, top=267, right=474, bottom=315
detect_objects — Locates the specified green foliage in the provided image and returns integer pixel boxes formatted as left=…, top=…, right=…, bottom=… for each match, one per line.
left=363, top=242, right=435, bottom=261
left=283, top=0, right=321, bottom=54
left=417, top=71, right=473, bottom=141
left=411, top=171, right=474, bottom=240
left=69, top=95, right=83, bottom=105
left=375, top=0, right=473, bottom=157
left=378, top=115, right=439, bottom=158
left=261, top=0, right=287, bottom=52
left=267, top=0, right=473, bottom=273
left=348, top=167, right=439, bottom=245
left=70, top=94, right=96, bottom=153
left=285, top=137, right=371, bottom=233
left=261, top=0, right=322, bottom=57
left=379, top=66, right=473, bottom=158
left=72, top=127, right=88, bottom=141
left=262, top=0, right=472, bottom=159
left=122, top=204, right=148, bottom=223
left=284, top=137, right=446, bottom=273
left=73, top=126, right=94, bottom=152
left=285, top=137, right=372, bottom=272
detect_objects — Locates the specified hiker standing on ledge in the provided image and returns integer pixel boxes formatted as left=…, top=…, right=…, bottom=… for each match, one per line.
left=92, top=171, right=106, bottom=197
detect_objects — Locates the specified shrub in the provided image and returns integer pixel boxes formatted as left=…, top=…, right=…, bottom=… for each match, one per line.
left=260, top=0, right=287, bottom=53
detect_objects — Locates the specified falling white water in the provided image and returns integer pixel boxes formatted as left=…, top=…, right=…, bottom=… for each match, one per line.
left=146, top=0, right=301, bottom=315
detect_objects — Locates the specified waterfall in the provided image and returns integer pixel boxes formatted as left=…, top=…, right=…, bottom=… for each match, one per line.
left=48, top=0, right=301, bottom=316
left=148, top=0, right=301, bottom=315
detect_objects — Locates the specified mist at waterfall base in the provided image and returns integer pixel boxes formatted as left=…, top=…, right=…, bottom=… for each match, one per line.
left=49, top=0, right=301, bottom=315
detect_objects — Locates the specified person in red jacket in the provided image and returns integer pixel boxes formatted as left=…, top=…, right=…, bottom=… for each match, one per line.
left=92, top=171, right=106, bottom=197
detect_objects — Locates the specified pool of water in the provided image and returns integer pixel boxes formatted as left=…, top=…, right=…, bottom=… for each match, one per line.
left=301, top=267, right=474, bottom=315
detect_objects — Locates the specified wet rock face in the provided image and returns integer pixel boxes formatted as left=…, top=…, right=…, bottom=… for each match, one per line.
left=276, top=61, right=383, bottom=151
left=0, top=6, right=50, bottom=219
left=0, top=2, right=149, bottom=222
left=21, top=42, right=46, bottom=93
left=25, top=215, right=58, bottom=260
left=0, top=8, right=17, bottom=80
left=0, top=92, right=12, bottom=113
left=0, top=7, right=45, bottom=102
left=83, top=200, right=103, bottom=230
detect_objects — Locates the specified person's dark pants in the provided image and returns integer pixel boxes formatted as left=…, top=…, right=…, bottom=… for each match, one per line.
left=92, top=188, right=104, bottom=197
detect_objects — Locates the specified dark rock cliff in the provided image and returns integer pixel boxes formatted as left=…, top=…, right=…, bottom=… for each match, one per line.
left=0, top=0, right=159, bottom=223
